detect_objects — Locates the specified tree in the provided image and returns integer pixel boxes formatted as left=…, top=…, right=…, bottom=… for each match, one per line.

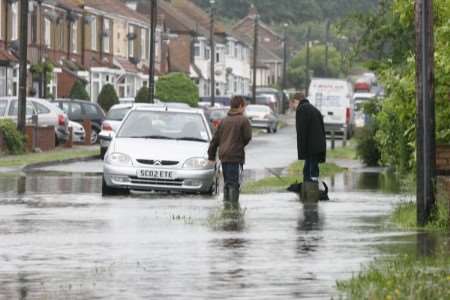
left=97, top=84, right=119, bottom=112
left=69, top=80, right=90, bottom=100
left=287, top=44, right=342, bottom=89
left=135, top=85, right=150, bottom=103
left=155, top=73, right=199, bottom=107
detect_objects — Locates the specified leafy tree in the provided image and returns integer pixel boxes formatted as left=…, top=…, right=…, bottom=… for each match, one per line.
left=69, top=80, right=90, bottom=101
left=344, top=0, right=450, bottom=173
left=135, top=85, right=150, bottom=103
left=287, top=44, right=342, bottom=89
left=97, top=84, right=119, bottom=112
left=156, top=73, right=199, bottom=107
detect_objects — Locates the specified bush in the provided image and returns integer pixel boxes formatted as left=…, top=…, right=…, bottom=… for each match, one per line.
left=0, top=119, right=26, bottom=155
left=135, top=86, right=150, bottom=103
left=355, top=101, right=381, bottom=166
left=156, top=73, right=199, bottom=107
left=69, top=80, right=90, bottom=100
left=97, top=84, right=119, bottom=112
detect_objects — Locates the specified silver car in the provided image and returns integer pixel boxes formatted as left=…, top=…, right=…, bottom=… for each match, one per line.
left=102, top=105, right=219, bottom=195
left=246, top=104, right=279, bottom=133
left=99, top=103, right=135, bottom=158
left=0, top=97, right=69, bottom=144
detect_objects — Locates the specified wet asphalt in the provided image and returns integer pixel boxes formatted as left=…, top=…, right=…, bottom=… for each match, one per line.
left=0, top=123, right=427, bottom=300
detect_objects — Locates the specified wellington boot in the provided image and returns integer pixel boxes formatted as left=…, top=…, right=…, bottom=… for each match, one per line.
left=223, top=184, right=232, bottom=210
left=229, top=185, right=240, bottom=210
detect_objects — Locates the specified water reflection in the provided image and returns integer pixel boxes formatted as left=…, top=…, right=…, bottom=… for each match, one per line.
left=297, top=203, right=324, bottom=254
left=327, top=171, right=401, bottom=194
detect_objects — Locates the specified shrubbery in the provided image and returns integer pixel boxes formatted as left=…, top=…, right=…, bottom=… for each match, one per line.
left=69, top=80, right=90, bottom=100
left=355, top=101, right=381, bottom=166
left=156, top=73, right=199, bottom=107
left=0, top=119, right=26, bottom=155
left=135, top=86, right=150, bottom=103
left=97, top=84, right=119, bottom=112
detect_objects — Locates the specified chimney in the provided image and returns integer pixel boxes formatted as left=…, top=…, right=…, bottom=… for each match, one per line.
left=126, top=1, right=138, bottom=11
left=248, top=4, right=258, bottom=17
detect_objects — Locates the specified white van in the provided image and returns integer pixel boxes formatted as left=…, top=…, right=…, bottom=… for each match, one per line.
left=308, top=78, right=354, bottom=138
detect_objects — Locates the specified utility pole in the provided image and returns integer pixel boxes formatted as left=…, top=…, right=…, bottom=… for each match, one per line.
left=252, top=14, right=259, bottom=105
left=305, top=26, right=311, bottom=96
left=282, top=23, right=288, bottom=92
left=415, top=0, right=435, bottom=226
left=324, top=20, right=330, bottom=77
left=282, top=23, right=288, bottom=114
left=18, top=0, right=29, bottom=134
left=148, top=0, right=157, bottom=103
left=209, top=0, right=215, bottom=107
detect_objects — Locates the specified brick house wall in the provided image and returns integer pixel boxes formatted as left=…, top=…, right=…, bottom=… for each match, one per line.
left=168, top=34, right=192, bottom=73
left=436, top=145, right=450, bottom=172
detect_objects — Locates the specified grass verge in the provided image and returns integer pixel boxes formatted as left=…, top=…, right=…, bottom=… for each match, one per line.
left=241, top=144, right=354, bottom=194
left=242, top=160, right=346, bottom=194
left=336, top=250, right=450, bottom=299
left=0, top=148, right=100, bottom=168
left=391, top=187, right=449, bottom=231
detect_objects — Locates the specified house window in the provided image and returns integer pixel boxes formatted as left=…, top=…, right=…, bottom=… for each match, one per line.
left=11, top=2, right=18, bottom=40
left=128, top=26, right=135, bottom=57
left=216, top=51, right=220, bottom=63
left=234, top=44, right=238, bottom=58
left=141, top=29, right=146, bottom=60
left=44, top=18, right=51, bottom=47
left=103, top=19, right=111, bottom=54
left=194, top=44, right=200, bottom=57
left=91, top=17, right=97, bottom=51
left=228, top=41, right=234, bottom=57
left=72, top=20, right=78, bottom=53
left=59, top=22, right=65, bottom=49
left=205, top=47, right=210, bottom=60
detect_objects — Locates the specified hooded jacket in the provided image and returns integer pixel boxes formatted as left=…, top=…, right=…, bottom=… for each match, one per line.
left=296, top=99, right=326, bottom=162
left=208, top=109, right=252, bottom=163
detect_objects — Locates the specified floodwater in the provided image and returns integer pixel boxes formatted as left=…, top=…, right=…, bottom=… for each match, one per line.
left=0, top=169, right=425, bottom=300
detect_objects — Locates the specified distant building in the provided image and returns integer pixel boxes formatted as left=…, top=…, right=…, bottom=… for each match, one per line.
left=233, top=6, right=283, bottom=88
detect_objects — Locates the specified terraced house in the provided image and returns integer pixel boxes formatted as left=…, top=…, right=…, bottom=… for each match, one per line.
left=0, top=0, right=163, bottom=102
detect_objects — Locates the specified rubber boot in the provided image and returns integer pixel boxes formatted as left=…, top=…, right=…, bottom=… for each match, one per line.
left=229, top=184, right=240, bottom=210
left=300, top=181, right=320, bottom=203
left=223, top=184, right=232, bottom=210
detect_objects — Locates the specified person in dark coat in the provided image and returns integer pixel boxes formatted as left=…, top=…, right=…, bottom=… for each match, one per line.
left=295, top=92, right=326, bottom=182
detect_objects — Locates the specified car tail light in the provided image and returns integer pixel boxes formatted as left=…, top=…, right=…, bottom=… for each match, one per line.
left=102, top=122, right=113, bottom=131
left=212, top=119, right=221, bottom=128
left=346, top=108, right=351, bottom=124
left=58, top=114, right=65, bottom=126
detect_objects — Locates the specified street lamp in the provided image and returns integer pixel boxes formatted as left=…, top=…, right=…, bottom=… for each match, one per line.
left=209, top=0, right=215, bottom=107
left=148, top=0, right=157, bottom=103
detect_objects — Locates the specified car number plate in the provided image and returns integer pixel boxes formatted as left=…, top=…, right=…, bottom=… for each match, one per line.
left=137, top=169, right=173, bottom=179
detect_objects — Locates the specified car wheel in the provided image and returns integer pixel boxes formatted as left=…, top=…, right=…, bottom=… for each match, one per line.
left=102, top=176, right=130, bottom=196
left=55, top=134, right=60, bottom=146
left=267, top=127, right=272, bottom=133
left=90, top=129, right=99, bottom=144
left=100, top=147, right=107, bottom=159
left=273, top=125, right=278, bottom=133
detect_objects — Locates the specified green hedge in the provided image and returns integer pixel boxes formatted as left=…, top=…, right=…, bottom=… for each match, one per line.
left=0, top=119, right=26, bottom=155
left=156, top=73, right=199, bottom=107
left=97, top=84, right=119, bottom=112
left=69, top=80, right=90, bottom=101
left=135, top=86, right=150, bottom=103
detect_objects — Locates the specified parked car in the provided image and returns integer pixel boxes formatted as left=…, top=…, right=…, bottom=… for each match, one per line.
left=200, top=96, right=232, bottom=107
left=256, top=87, right=285, bottom=113
left=102, top=105, right=219, bottom=195
left=0, top=97, right=69, bottom=145
left=99, top=103, right=136, bottom=158
left=308, top=78, right=355, bottom=138
left=353, top=93, right=377, bottom=128
left=245, top=104, right=279, bottom=133
left=52, top=99, right=106, bottom=144
left=68, top=121, right=85, bottom=143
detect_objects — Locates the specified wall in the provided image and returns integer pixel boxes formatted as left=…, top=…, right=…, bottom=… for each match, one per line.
left=25, top=125, right=55, bottom=152
left=437, top=145, right=450, bottom=173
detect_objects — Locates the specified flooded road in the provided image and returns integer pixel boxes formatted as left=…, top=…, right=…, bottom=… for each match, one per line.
left=0, top=169, right=418, bottom=300
left=0, top=125, right=422, bottom=299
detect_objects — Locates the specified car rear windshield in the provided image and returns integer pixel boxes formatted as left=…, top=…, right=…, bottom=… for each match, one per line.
left=118, top=111, right=209, bottom=142
left=106, top=108, right=131, bottom=121
left=247, top=106, right=269, bottom=113
left=0, top=100, right=7, bottom=116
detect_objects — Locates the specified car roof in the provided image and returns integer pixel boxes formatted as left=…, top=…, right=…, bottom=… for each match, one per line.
left=54, top=98, right=100, bottom=105
left=247, top=104, right=270, bottom=109
left=130, top=104, right=203, bottom=114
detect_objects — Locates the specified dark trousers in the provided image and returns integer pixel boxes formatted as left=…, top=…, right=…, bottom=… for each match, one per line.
left=222, top=162, right=241, bottom=187
left=303, top=158, right=319, bottom=182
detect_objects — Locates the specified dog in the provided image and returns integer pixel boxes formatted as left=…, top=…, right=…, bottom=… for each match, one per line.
left=287, top=181, right=329, bottom=201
